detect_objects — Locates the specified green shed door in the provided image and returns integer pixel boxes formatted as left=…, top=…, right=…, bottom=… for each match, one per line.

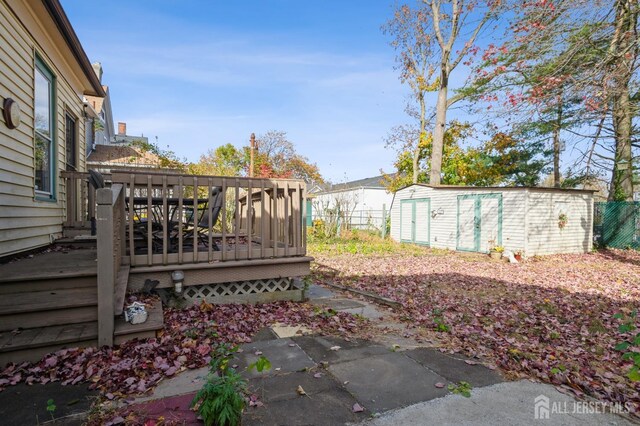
left=457, top=196, right=478, bottom=251
left=400, top=198, right=430, bottom=245
left=457, top=194, right=503, bottom=252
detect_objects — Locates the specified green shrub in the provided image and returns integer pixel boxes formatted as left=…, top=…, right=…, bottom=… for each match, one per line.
left=192, top=344, right=247, bottom=426
left=192, top=372, right=246, bottom=426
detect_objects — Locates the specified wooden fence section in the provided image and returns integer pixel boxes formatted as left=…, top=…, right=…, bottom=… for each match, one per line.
left=96, top=184, right=126, bottom=346
left=109, top=171, right=307, bottom=267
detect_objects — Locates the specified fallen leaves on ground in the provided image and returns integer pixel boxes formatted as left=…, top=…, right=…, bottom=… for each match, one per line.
left=313, top=248, right=640, bottom=413
left=0, top=300, right=367, bottom=396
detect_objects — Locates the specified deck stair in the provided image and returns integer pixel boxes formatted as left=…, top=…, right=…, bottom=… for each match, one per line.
left=0, top=249, right=163, bottom=366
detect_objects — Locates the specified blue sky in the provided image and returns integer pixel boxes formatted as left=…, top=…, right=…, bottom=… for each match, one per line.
left=61, top=0, right=417, bottom=183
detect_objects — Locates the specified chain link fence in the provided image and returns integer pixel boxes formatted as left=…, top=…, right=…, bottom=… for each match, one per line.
left=594, top=201, right=640, bottom=249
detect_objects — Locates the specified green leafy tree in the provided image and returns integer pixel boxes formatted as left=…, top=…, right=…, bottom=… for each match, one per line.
left=383, top=122, right=550, bottom=190
left=188, top=143, right=244, bottom=176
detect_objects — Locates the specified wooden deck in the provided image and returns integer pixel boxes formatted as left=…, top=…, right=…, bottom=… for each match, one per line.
left=0, top=249, right=162, bottom=366
left=0, top=171, right=311, bottom=365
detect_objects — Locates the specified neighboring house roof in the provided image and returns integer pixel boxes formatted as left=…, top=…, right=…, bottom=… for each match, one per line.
left=40, top=0, right=104, bottom=96
left=312, top=175, right=390, bottom=195
left=332, top=175, right=387, bottom=191
left=113, top=134, right=149, bottom=145
left=87, top=145, right=162, bottom=168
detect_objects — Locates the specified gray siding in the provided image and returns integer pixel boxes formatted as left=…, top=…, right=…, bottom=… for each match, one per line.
left=0, top=1, right=88, bottom=257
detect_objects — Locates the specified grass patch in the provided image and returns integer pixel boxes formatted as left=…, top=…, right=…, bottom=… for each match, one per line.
left=308, top=229, right=429, bottom=256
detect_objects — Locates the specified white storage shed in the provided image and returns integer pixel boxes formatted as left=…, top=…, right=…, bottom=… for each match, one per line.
left=390, top=184, right=595, bottom=256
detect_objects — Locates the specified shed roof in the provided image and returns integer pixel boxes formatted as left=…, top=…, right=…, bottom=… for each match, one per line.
left=397, top=183, right=597, bottom=194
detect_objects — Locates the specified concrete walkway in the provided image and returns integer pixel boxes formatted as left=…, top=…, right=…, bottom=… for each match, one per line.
left=3, top=284, right=634, bottom=425
left=126, top=284, right=635, bottom=425
left=357, top=380, right=635, bottom=426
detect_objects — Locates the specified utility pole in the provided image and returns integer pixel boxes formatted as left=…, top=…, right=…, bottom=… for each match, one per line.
left=249, top=133, right=256, bottom=177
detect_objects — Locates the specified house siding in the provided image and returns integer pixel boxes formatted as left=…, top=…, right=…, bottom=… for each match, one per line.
left=0, top=0, right=89, bottom=257
left=392, top=185, right=592, bottom=256
left=311, top=187, right=393, bottom=230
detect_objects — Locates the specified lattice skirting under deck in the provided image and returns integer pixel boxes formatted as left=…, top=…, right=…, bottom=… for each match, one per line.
left=182, top=277, right=295, bottom=304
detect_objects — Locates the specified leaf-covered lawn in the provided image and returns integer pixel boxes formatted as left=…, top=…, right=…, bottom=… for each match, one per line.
left=313, top=248, right=640, bottom=413
left=0, top=301, right=365, bottom=397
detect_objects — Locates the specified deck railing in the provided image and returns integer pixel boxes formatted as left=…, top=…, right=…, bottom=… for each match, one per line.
left=109, top=171, right=307, bottom=267
left=96, top=183, right=126, bottom=346
left=61, top=170, right=112, bottom=231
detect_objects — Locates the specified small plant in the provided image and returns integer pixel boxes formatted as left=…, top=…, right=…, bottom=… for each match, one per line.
left=192, top=344, right=247, bottom=426
left=558, top=213, right=568, bottom=229
left=432, top=309, right=450, bottom=332
left=448, top=381, right=472, bottom=397
left=249, top=355, right=272, bottom=374
left=614, top=310, right=640, bottom=381
left=46, top=399, right=56, bottom=420
left=192, top=372, right=246, bottom=426
left=492, top=246, right=505, bottom=253
left=249, top=355, right=272, bottom=401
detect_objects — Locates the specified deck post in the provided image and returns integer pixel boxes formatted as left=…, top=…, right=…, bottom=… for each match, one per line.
left=96, top=187, right=115, bottom=347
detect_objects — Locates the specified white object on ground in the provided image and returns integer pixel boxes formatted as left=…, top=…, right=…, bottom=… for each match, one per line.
left=124, top=301, right=148, bottom=324
left=503, top=250, right=518, bottom=263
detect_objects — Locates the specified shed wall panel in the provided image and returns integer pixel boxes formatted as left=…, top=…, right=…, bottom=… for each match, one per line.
left=392, top=185, right=593, bottom=257
left=526, top=192, right=593, bottom=255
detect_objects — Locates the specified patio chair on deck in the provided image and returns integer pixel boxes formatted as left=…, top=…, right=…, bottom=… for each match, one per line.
left=185, top=187, right=224, bottom=251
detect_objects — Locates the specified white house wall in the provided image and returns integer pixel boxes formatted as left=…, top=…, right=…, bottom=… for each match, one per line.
left=526, top=191, right=593, bottom=255
left=311, top=187, right=393, bottom=229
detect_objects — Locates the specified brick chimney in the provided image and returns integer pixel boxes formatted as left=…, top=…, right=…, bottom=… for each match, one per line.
left=118, top=122, right=126, bottom=136
left=92, top=62, right=103, bottom=83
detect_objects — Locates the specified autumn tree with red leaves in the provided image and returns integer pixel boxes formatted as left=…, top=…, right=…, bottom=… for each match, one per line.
left=250, top=131, right=324, bottom=184
left=469, top=0, right=638, bottom=199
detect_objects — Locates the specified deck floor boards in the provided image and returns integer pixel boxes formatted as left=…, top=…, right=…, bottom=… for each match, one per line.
left=0, top=322, right=98, bottom=352
left=0, top=249, right=97, bottom=283
left=0, top=287, right=97, bottom=315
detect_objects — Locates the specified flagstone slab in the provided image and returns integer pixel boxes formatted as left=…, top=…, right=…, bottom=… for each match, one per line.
left=328, top=353, right=449, bottom=413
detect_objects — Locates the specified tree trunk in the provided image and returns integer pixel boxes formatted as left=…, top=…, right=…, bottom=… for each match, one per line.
left=414, top=92, right=427, bottom=184
left=610, top=89, right=634, bottom=200
left=552, top=98, right=563, bottom=188
left=608, top=0, right=636, bottom=201
left=429, top=71, right=448, bottom=185
left=412, top=146, right=420, bottom=184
